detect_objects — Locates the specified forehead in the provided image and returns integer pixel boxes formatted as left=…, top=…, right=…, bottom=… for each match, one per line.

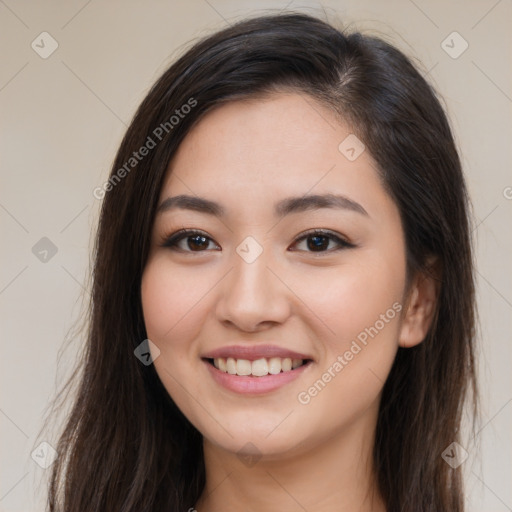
left=168, top=93, right=346, bottom=176
left=159, top=92, right=393, bottom=222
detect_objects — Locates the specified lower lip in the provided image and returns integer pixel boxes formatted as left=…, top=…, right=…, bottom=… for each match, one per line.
left=203, top=359, right=311, bottom=394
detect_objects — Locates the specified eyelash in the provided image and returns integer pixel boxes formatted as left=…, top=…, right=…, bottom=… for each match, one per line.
left=160, top=228, right=355, bottom=255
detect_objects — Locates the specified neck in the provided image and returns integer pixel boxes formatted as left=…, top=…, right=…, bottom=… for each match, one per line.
left=195, top=409, right=386, bottom=512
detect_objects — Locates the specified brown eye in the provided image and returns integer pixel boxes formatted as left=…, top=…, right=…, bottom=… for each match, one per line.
left=161, top=228, right=354, bottom=254
left=161, top=230, right=220, bottom=252
left=185, top=234, right=210, bottom=251
left=291, top=230, right=354, bottom=253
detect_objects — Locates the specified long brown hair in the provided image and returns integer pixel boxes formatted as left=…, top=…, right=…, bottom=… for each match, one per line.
left=40, top=12, right=478, bottom=511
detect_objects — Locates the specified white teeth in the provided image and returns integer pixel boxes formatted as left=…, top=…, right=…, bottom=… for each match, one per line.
left=236, top=358, right=252, bottom=376
left=251, top=358, right=268, bottom=376
left=226, top=357, right=237, bottom=375
left=281, top=358, right=292, bottom=372
left=212, top=356, right=305, bottom=376
left=268, top=357, right=282, bottom=375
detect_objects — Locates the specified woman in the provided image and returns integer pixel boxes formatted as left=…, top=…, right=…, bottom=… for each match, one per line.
left=43, top=12, right=477, bottom=512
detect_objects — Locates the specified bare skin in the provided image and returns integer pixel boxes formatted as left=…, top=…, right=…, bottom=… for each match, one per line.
left=141, top=92, right=438, bottom=512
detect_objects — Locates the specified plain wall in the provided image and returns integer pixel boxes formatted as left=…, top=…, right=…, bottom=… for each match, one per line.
left=1, top=1, right=511, bottom=510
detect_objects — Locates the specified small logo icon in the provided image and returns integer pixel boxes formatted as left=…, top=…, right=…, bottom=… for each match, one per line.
left=32, top=237, right=58, bottom=263
left=338, top=134, right=365, bottom=161
left=31, top=32, right=59, bottom=59
left=441, top=32, right=468, bottom=59
left=236, top=236, right=263, bottom=264
left=134, top=339, right=160, bottom=365
left=237, top=442, right=262, bottom=468
left=441, top=441, right=468, bottom=468
left=31, top=441, right=58, bottom=469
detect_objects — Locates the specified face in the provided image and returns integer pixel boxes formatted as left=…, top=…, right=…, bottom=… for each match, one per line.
left=141, top=92, right=408, bottom=459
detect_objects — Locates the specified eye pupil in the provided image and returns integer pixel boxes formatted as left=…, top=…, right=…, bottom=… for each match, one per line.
left=308, top=235, right=329, bottom=251
left=188, top=235, right=209, bottom=251
left=164, top=230, right=348, bottom=254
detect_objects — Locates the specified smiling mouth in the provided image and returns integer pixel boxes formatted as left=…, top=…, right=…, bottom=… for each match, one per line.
left=204, top=357, right=312, bottom=377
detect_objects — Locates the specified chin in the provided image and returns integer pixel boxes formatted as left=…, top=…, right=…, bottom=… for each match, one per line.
left=206, top=431, right=305, bottom=461
left=198, top=412, right=314, bottom=459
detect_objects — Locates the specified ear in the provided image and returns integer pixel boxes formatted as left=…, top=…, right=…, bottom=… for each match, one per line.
left=398, top=256, right=441, bottom=348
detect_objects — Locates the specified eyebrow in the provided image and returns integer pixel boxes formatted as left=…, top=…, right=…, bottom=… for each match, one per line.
left=157, top=193, right=369, bottom=218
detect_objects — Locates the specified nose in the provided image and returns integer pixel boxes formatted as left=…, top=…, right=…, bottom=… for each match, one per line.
left=215, top=249, right=292, bottom=332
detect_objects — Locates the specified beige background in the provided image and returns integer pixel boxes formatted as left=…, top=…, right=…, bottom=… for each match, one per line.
left=1, top=1, right=511, bottom=511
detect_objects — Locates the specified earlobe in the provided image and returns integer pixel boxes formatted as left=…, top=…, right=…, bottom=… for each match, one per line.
left=398, top=257, right=441, bottom=348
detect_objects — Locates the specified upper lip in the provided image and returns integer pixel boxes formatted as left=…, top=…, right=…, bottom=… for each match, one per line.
left=202, top=344, right=313, bottom=361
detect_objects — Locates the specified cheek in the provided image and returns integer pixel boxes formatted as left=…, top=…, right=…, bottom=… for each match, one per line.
left=140, top=256, right=211, bottom=405
left=141, top=256, right=211, bottom=345
left=300, top=258, right=405, bottom=346
left=140, top=257, right=214, bottom=424
left=292, top=255, right=405, bottom=412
